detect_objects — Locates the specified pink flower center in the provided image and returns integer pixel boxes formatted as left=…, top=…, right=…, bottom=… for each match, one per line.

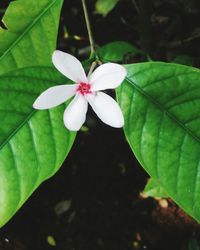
left=77, top=82, right=92, bottom=95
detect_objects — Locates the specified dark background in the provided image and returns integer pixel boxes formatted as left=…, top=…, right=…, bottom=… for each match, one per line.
left=1, top=0, right=200, bottom=249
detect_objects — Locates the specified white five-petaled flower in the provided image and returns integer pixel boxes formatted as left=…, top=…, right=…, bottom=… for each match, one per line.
left=33, top=50, right=127, bottom=131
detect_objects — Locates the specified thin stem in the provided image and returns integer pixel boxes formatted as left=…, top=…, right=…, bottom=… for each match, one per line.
left=81, top=0, right=95, bottom=57
left=131, top=0, right=140, bottom=14
left=87, top=61, right=97, bottom=78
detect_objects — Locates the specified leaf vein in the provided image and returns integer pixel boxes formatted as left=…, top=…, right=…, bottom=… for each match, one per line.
left=0, top=0, right=59, bottom=64
left=126, top=77, right=200, bottom=145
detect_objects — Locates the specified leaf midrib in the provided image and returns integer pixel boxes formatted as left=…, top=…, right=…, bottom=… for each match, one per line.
left=0, top=70, right=63, bottom=152
left=0, top=109, right=36, bottom=151
left=125, top=77, right=200, bottom=145
left=0, top=0, right=58, bottom=62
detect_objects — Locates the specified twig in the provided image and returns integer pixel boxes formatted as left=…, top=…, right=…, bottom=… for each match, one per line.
left=81, top=0, right=95, bottom=57
left=131, top=0, right=140, bottom=14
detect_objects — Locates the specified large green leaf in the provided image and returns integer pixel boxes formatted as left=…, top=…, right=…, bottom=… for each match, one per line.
left=0, top=66, right=76, bottom=227
left=0, top=0, right=63, bottom=75
left=117, top=62, right=200, bottom=221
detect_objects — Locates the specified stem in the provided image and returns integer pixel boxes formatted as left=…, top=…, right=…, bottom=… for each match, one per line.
left=81, top=0, right=95, bottom=57
left=87, top=61, right=97, bottom=78
left=131, top=0, right=140, bottom=14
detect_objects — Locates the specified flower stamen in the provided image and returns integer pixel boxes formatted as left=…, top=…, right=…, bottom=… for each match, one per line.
left=77, top=82, right=92, bottom=95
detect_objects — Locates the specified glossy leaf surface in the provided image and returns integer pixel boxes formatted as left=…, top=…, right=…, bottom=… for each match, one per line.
left=0, top=67, right=76, bottom=227
left=0, top=0, right=63, bottom=75
left=117, top=62, right=200, bottom=221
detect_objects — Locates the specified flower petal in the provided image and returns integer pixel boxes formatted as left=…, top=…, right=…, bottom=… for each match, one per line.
left=87, top=92, right=124, bottom=128
left=89, top=63, right=127, bottom=91
left=63, top=94, right=88, bottom=131
left=52, top=50, right=88, bottom=83
left=33, top=84, right=78, bottom=110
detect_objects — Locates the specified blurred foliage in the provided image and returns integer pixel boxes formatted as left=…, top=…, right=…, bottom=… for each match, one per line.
left=188, top=239, right=200, bottom=250
left=56, top=0, right=200, bottom=66
left=98, top=41, right=143, bottom=62
left=173, top=55, right=194, bottom=66
left=95, top=0, right=119, bottom=16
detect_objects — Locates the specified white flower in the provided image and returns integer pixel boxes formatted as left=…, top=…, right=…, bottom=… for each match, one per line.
left=33, top=50, right=127, bottom=131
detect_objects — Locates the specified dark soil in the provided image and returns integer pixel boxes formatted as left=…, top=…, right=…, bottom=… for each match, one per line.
left=1, top=0, right=200, bottom=249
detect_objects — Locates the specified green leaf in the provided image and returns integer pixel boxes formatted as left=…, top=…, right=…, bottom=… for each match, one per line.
left=143, top=178, right=168, bottom=198
left=95, top=0, right=119, bottom=16
left=98, top=41, right=143, bottom=63
left=117, top=62, right=200, bottom=221
left=0, top=0, right=63, bottom=75
left=0, top=66, right=76, bottom=227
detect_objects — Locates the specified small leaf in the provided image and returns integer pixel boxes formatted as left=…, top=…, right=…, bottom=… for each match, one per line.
left=47, top=236, right=57, bottom=246
left=117, top=62, right=200, bottom=221
left=0, top=66, right=76, bottom=227
left=143, top=178, right=168, bottom=198
left=95, top=0, right=119, bottom=16
left=98, top=41, right=142, bottom=63
left=0, top=0, right=63, bottom=75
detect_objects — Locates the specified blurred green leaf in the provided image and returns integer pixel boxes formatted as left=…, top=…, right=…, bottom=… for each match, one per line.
left=117, top=62, right=200, bottom=222
left=188, top=239, right=200, bottom=250
left=47, top=235, right=57, bottom=246
left=173, top=55, right=194, bottom=66
left=95, top=0, right=119, bottom=16
left=0, top=9, right=5, bottom=14
left=0, top=0, right=63, bottom=75
left=98, top=41, right=142, bottom=62
left=0, top=66, right=76, bottom=227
